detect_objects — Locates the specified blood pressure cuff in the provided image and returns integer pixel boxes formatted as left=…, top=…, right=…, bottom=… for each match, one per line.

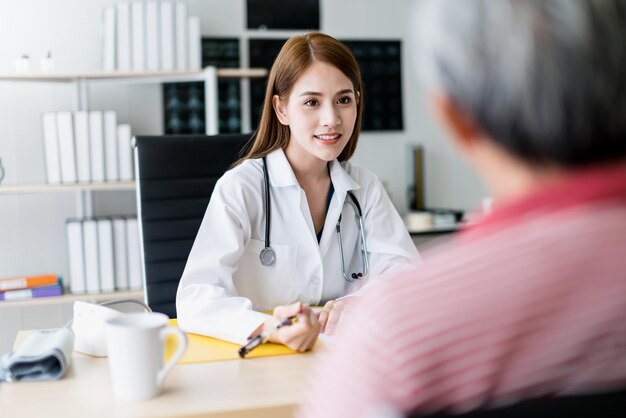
left=0, top=328, right=74, bottom=382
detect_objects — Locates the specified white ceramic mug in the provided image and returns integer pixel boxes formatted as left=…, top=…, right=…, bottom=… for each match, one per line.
left=105, top=312, right=187, bottom=401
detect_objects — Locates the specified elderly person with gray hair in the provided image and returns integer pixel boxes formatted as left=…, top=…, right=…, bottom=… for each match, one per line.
left=298, top=0, right=626, bottom=416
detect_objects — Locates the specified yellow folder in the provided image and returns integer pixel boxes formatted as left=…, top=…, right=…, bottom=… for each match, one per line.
left=165, top=318, right=307, bottom=364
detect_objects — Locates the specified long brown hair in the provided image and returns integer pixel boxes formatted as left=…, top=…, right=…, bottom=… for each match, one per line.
left=235, top=32, right=364, bottom=166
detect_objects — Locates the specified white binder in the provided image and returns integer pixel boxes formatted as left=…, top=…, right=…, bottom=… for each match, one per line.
left=103, top=6, right=116, bottom=71
left=97, top=219, right=116, bottom=293
left=175, top=2, right=188, bottom=70
left=116, top=2, right=131, bottom=71
left=117, top=124, right=133, bottom=181
left=131, top=2, right=146, bottom=71
left=83, top=219, right=101, bottom=293
left=145, top=1, right=160, bottom=71
left=56, top=111, right=77, bottom=184
left=112, top=218, right=129, bottom=290
left=104, top=111, right=119, bottom=182
left=126, top=218, right=143, bottom=290
left=66, top=220, right=87, bottom=294
left=74, top=111, right=91, bottom=183
left=160, top=2, right=175, bottom=71
left=89, top=111, right=106, bottom=183
left=188, top=16, right=201, bottom=70
left=42, top=112, right=62, bottom=184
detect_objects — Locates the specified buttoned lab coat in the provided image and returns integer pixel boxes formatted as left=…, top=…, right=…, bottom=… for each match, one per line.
left=176, top=148, right=420, bottom=344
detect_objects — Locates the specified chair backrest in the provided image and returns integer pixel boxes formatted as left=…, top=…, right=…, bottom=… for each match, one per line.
left=411, top=388, right=626, bottom=418
left=133, top=134, right=251, bottom=318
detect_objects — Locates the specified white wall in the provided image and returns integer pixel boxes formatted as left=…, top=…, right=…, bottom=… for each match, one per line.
left=0, top=0, right=485, bottom=281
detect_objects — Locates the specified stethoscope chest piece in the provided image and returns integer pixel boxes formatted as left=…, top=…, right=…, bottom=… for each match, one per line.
left=260, top=247, right=276, bottom=266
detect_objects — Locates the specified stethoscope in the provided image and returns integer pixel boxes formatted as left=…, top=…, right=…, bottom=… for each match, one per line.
left=259, top=157, right=370, bottom=282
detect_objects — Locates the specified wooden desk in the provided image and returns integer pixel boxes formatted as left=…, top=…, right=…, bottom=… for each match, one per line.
left=0, top=331, right=316, bottom=418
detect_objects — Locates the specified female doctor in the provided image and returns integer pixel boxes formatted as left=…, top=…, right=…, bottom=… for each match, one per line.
left=176, top=32, right=420, bottom=351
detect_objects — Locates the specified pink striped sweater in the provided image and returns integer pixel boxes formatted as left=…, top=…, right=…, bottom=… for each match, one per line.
left=298, top=164, right=626, bottom=417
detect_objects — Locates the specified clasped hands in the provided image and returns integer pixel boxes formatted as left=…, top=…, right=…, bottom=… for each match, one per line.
left=249, top=299, right=349, bottom=352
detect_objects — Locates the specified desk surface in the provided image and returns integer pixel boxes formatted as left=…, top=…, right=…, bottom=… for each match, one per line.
left=0, top=331, right=316, bottom=418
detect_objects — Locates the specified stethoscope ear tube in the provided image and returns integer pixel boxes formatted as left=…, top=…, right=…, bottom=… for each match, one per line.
left=260, top=157, right=276, bottom=266
left=356, top=213, right=370, bottom=278
left=340, top=192, right=369, bottom=281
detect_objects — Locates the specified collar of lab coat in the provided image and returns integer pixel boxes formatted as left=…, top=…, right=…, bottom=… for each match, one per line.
left=265, top=148, right=361, bottom=194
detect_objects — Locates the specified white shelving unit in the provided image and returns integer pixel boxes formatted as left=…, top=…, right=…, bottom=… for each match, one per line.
left=0, top=67, right=267, bottom=135
left=0, top=181, right=136, bottom=195
left=0, top=67, right=266, bottom=212
left=0, top=67, right=266, bottom=302
left=0, top=68, right=267, bottom=81
left=0, top=67, right=267, bottom=354
left=0, top=67, right=266, bottom=197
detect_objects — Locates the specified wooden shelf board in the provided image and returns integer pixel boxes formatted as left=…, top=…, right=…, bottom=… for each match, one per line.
left=0, top=68, right=267, bottom=83
left=0, top=289, right=144, bottom=307
left=217, top=68, right=267, bottom=78
left=0, top=182, right=136, bottom=194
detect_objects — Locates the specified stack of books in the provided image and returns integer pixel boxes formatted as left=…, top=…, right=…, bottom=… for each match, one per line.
left=66, top=216, right=143, bottom=294
left=42, top=110, right=133, bottom=185
left=0, top=274, right=63, bottom=302
left=103, top=1, right=202, bottom=72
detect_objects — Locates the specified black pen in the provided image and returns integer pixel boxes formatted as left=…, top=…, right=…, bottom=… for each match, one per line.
left=238, top=315, right=297, bottom=358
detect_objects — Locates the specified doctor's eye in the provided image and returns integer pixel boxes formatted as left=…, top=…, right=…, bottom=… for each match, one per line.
left=304, top=98, right=319, bottom=107
left=337, top=96, right=353, bottom=105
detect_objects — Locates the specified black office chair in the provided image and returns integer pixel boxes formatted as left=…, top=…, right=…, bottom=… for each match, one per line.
left=133, top=134, right=252, bottom=318
left=410, top=387, right=626, bottom=418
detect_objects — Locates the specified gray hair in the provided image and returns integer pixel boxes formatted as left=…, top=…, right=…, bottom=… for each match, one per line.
left=413, top=0, right=626, bottom=166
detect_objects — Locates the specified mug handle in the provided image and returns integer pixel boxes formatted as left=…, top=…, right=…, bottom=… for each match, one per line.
left=157, top=326, right=188, bottom=387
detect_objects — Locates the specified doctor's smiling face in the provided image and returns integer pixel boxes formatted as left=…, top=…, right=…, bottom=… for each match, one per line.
left=234, top=33, right=363, bottom=168
left=274, top=61, right=358, bottom=166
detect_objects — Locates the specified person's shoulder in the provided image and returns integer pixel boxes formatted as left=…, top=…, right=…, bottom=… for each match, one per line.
left=213, top=158, right=264, bottom=205
left=218, top=158, right=264, bottom=189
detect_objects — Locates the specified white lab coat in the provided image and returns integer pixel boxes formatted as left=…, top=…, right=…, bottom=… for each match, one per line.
left=176, top=148, right=420, bottom=344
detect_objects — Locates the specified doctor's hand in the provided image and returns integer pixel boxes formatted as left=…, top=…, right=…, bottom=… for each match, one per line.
left=265, top=302, right=320, bottom=352
left=318, top=299, right=349, bottom=335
